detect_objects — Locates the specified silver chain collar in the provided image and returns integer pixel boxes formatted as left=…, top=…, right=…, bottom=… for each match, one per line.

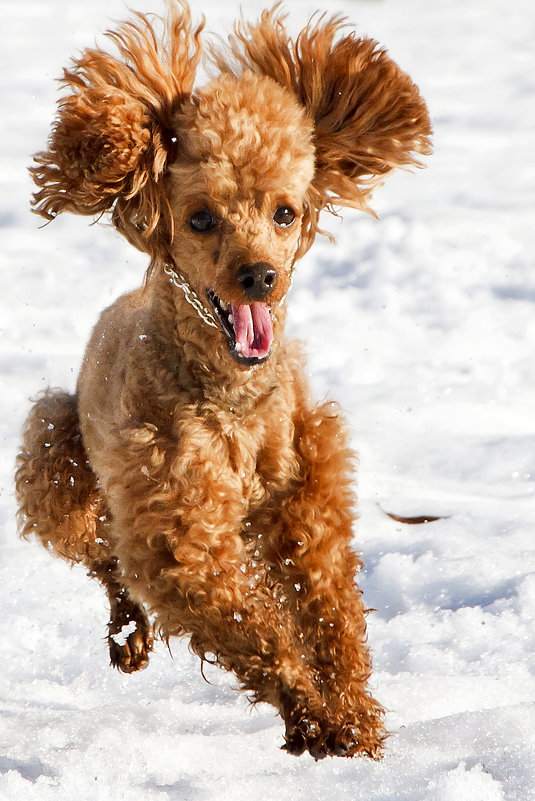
left=163, top=263, right=219, bottom=329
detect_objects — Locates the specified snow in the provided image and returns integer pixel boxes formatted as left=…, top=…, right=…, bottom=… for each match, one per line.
left=1, top=0, right=534, bottom=798
left=111, top=622, right=139, bottom=647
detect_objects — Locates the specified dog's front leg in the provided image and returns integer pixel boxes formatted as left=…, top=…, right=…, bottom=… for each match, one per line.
left=109, top=421, right=329, bottom=748
left=267, top=401, right=387, bottom=758
left=140, top=500, right=335, bottom=746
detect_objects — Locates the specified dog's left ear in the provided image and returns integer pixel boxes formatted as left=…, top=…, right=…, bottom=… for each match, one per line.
left=213, top=8, right=432, bottom=218
left=31, top=2, right=204, bottom=262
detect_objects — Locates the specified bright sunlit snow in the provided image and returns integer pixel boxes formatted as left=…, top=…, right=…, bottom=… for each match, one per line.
left=1, top=0, right=534, bottom=799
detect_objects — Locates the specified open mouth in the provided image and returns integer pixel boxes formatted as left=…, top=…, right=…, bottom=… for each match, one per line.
left=207, top=290, right=274, bottom=366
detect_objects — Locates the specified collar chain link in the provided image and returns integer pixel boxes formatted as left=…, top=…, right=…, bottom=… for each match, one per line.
left=163, top=263, right=219, bottom=329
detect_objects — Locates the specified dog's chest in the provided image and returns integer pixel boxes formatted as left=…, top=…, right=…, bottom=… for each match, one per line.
left=174, top=402, right=297, bottom=511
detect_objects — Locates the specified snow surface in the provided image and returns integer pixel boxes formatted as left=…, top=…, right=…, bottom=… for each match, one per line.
left=1, top=0, right=534, bottom=798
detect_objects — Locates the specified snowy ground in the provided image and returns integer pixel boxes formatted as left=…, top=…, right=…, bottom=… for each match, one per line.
left=1, top=0, right=534, bottom=798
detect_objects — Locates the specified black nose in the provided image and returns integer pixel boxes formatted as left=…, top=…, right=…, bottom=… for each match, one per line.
left=237, top=262, right=278, bottom=301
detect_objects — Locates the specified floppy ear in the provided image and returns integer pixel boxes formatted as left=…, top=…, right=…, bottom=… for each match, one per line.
left=31, top=0, right=204, bottom=261
left=212, top=7, right=432, bottom=219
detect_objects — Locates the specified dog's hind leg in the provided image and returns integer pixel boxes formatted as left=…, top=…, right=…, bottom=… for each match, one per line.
left=15, top=389, right=153, bottom=672
left=15, top=389, right=108, bottom=562
left=91, top=558, right=154, bottom=673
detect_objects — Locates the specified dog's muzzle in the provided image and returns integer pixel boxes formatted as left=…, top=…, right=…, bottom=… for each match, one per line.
left=164, top=263, right=275, bottom=366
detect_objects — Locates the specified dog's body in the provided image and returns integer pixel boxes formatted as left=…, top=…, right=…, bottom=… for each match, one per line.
left=16, top=2, right=430, bottom=759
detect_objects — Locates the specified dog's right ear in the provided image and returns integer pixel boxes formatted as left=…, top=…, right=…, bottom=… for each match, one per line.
left=31, top=1, right=204, bottom=261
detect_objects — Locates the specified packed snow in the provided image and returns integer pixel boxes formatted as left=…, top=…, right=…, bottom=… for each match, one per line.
left=1, top=0, right=534, bottom=799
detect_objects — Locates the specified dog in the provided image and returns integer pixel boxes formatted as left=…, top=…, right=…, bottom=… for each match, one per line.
left=15, top=1, right=431, bottom=759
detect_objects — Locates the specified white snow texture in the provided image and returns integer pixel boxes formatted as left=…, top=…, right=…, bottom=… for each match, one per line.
left=1, top=0, right=534, bottom=799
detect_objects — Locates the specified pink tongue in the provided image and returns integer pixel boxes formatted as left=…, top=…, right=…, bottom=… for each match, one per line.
left=230, top=302, right=274, bottom=360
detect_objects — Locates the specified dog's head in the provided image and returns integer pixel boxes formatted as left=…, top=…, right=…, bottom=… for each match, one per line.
left=166, top=71, right=315, bottom=364
left=31, top=1, right=431, bottom=368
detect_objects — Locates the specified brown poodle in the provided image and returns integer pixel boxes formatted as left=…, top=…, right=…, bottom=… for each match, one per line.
left=15, top=1, right=431, bottom=759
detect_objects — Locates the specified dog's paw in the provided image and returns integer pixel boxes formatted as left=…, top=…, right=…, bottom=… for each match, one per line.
left=283, top=716, right=384, bottom=760
left=282, top=722, right=346, bottom=760
left=282, top=717, right=328, bottom=759
left=323, top=725, right=379, bottom=759
left=281, top=702, right=337, bottom=760
left=108, top=598, right=154, bottom=674
left=280, top=687, right=385, bottom=759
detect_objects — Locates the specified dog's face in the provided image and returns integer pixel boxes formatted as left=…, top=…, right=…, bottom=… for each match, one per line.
left=167, top=73, right=315, bottom=366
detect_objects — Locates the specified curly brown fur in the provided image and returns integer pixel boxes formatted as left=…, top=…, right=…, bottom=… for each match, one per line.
left=16, top=0, right=431, bottom=758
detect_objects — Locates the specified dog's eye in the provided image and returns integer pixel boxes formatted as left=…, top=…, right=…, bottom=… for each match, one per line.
left=273, top=206, right=296, bottom=228
left=189, top=210, right=217, bottom=233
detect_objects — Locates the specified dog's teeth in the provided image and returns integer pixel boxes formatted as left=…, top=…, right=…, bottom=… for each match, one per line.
left=220, top=300, right=228, bottom=311
left=228, top=314, right=234, bottom=324
left=235, top=342, right=242, bottom=352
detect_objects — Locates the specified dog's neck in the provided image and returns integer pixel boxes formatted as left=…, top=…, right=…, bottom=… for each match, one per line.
left=146, top=268, right=285, bottom=415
